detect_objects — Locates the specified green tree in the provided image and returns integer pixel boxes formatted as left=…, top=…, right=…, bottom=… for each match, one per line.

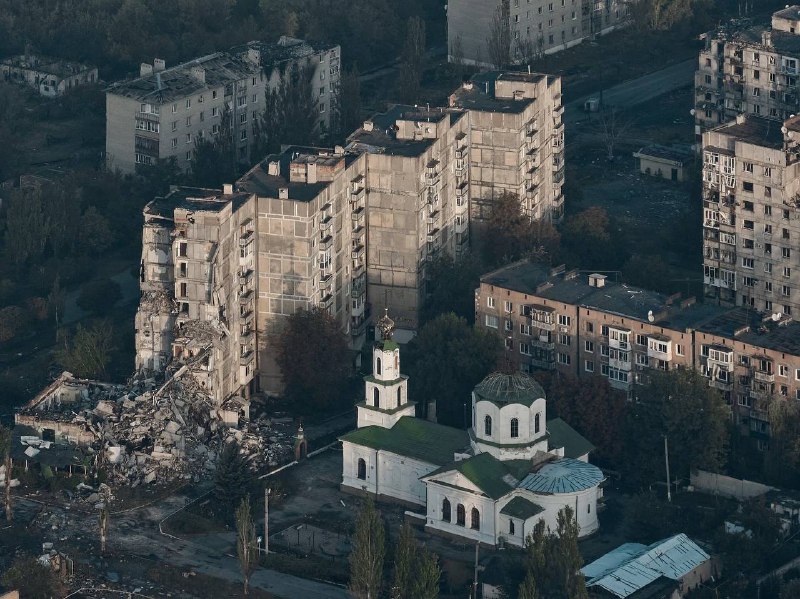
left=191, top=105, right=239, bottom=188
left=625, top=369, right=729, bottom=487
left=349, top=497, right=385, bottom=599
left=391, top=523, right=415, bottom=599
left=781, top=579, right=800, bottom=599
left=333, top=66, right=362, bottom=142
left=405, top=313, right=502, bottom=427
left=552, top=506, right=588, bottom=599
left=420, top=253, right=484, bottom=325
left=236, top=495, right=258, bottom=596
left=0, top=305, right=31, bottom=344
left=1, top=554, right=59, bottom=598
left=396, top=16, right=426, bottom=103
left=77, top=278, right=122, bottom=316
left=58, top=321, right=115, bottom=379
left=518, top=572, right=540, bottom=599
left=78, top=206, right=115, bottom=255
left=274, top=307, right=351, bottom=415
left=254, top=62, right=320, bottom=155
left=0, top=424, right=11, bottom=522
left=213, top=441, right=250, bottom=519
left=411, top=547, right=440, bottom=599
left=764, top=399, right=800, bottom=488
left=559, top=206, right=625, bottom=271
left=4, top=186, right=48, bottom=266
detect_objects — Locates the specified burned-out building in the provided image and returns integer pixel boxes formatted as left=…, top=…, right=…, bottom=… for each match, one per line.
left=0, top=54, right=98, bottom=97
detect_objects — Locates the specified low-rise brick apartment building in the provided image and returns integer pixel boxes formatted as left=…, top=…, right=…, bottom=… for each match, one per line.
left=695, top=6, right=800, bottom=140
left=105, top=38, right=340, bottom=174
left=448, top=0, right=630, bottom=67
left=701, top=114, right=800, bottom=317
left=476, top=260, right=800, bottom=444
left=0, top=54, right=98, bottom=97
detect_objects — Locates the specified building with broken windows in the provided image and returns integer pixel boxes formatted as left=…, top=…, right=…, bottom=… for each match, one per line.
left=695, top=6, right=800, bottom=140
left=475, top=260, right=800, bottom=445
left=105, top=37, right=340, bottom=174
left=701, top=114, right=800, bottom=317
left=0, top=54, right=98, bottom=97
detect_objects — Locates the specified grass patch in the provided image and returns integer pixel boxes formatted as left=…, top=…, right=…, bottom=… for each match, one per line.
left=162, top=500, right=230, bottom=536
left=264, top=551, right=349, bottom=586
left=146, top=561, right=278, bottom=598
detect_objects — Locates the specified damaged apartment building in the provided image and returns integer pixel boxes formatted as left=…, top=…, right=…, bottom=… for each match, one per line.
left=135, top=71, right=566, bottom=396
left=695, top=6, right=800, bottom=139
left=105, top=37, right=340, bottom=174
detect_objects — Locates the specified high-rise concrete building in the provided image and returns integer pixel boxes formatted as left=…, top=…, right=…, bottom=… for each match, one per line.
left=134, top=72, right=567, bottom=396
left=449, top=72, right=565, bottom=226
left=447, top=0, right=630, bottom=68
left=701, top=114, right=800, bottom=318
left=695, top=6, right=800, bottom=141
left=106, top=38, right=340, bottom=175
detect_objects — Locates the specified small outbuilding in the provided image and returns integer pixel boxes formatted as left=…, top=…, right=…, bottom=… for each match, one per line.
left=633, top=145, right=694, bottom=182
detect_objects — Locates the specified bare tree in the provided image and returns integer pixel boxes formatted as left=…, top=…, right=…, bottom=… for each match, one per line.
left=236, top=495, right=258, bottom=596
left=598, top=106, right=633, bottom=161
left=486, top=0, right=511, bottom=69
left=450, top=34, right=467, bottom=76
left=0, top=425, right=11, bottom=522
left=99, top=499, right=109, bottom=553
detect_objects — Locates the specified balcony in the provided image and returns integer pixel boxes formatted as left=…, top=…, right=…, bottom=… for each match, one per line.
left=425, top=171, right=440, bottom=187
left=709, top=378, right=733, bottom=391
left=319, top=274, right=333, bottom=291
left=351, top=244, right=365, bottom=260
left=351, top=206, right=365, bottom=225
left=609, top=357, right=633, bottom=371
left=238, top=289, right=254, bottom=305
left=647, top=336, right=672, bottom=361
left=351, top=318, right=367, bottom=337
left=239, top=350, right=254, bottom=366
left=320, top=214, right=333, bottom=233
left=238, top=268, right=254, bottom=285
left=454, top=218, right=468, bottom=234
left=427, top=209, right=440, bottom=224
left=552, top=167, right=565, bottom=185
left=609, top=378, right=633, bottom=392
left=530, top=357, right=556, bottom=370
left=240, top=328, right=254, bottom=341
left=239, top=229, right=254, bottom=246
left=319, top=235, right=333, bottom=251
left=320, top=292, right=334, bottom=310
left=530, top=337, right=555, bottom=351
left=749, top=386, right=773, bottom=401
left=352, top=272, right=366, bottom=298
left=753, top=369, right=775, bottom=383
left=426, top=228, right=440, bottom=243
left=239, top=253, right=253, bottom=267
left=455, top=145, right=468, bottom=159
left=352, top=262, right=365, bottom=279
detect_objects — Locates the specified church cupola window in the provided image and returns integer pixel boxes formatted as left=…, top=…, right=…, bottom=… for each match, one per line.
left=373, top=388, right=380, bottom=407
left=534, top=413, right=540, bottom=434
left=484, top=415, right=492, bottom=437
left=471, top=508, right=480, bottom=530
left=456, top=504, right=466, bottom=526
left=510, top=418, right=519, bottom=438
left=357, top=458, right=366, bottom=480
left=376, top=356, right=382, bottom=375
left=396, top=387, right=401, bottom=407
left=442, top=498, right=451, bottom=522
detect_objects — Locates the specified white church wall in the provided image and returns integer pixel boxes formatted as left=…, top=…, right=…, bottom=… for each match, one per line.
left=342, top=442, right=378, bottom=494
left=426, top=482, right=497, bottom=545
left=376, top=452, right=433, bottom=506
left=373, top=346, right=400, bottom=381
left=472, top=397, right=548, bottom=460
left=528, top=487, right=600, bottom=538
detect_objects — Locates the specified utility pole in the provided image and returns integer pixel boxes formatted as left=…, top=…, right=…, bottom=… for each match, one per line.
left=664, top=435, right=672, bottom=502
left=472, top=542, right=479, bottom=599
left=264, top=486, right=270, bottom=555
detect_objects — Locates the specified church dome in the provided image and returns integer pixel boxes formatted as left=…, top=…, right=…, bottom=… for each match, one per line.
left=473, top=372, right=545, bottom=407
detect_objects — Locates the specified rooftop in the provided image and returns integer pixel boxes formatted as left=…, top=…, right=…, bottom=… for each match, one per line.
left=107, top=51, right=259, bottom=104
left=473, top=372, right=545, bottom=407
left=0, top=54, right=95, bottom=78
left=774, top=6, right=800, bottom=21
left=146, top=187, right=250, bottom=219
left=695, top=307, right=800, bottom=355
left=230, top=37, right=337, bottom=70
left=582, top=534, right=710, bottom=599
left=713, top=115, right=785, bottom=149
left=482, top=261, right=675, bottom=322
left=449, top=71, right=545, bottom=114
left=517, top=457, right=605, bottom=494
left=633, top=144, right=694, bottom=164
left=339, top=417, right=470, bottom=466
left=546, top=418, right=595, bottom=459
left=499, top=495, right=545, bottom=520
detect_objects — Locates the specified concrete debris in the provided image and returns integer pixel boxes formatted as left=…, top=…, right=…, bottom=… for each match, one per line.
left=15, top=371, right=295, bottom=488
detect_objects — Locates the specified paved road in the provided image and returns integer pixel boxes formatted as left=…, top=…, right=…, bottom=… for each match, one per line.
left=565, top=58, right=696, bottom=124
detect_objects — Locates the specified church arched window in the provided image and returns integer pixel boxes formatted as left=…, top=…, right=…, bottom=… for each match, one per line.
left=509, top=519, right=515, bottom=535
left=396, top=387, right=402, bottom=407
left=534, top=413, right=540, bottom=434
left=442, top=498, right=451, bottom=522
left=510, top=418, right=519, bottom=438
left=471, top=508, right=480, bottom=530
left=357, top=458, right=366, bottom=480
left=456, top=504, right=466, bottom=526
left=376, top=357, right=382, bottom=375
left=484, top=415, right=492, bottom=436
left=373, top=387, right=380, bottom=407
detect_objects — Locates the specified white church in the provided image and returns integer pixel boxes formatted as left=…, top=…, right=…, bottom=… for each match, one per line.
left=340, top=311, right=605, bottom=547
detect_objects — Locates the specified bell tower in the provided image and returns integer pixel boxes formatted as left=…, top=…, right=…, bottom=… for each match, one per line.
left=357, top=308, right=416, bottom=429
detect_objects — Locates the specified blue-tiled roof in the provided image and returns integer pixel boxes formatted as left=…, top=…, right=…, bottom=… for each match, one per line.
left=581, top=534, right=710, bottom=599
left=517, top=458, right=604, bottom=494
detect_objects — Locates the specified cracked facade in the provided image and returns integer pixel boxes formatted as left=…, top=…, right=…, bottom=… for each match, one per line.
left=134, top=72, right=565, bottom=397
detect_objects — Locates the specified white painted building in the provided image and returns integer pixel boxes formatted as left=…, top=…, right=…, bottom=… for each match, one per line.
left=340, top=311, right=605, bottom=547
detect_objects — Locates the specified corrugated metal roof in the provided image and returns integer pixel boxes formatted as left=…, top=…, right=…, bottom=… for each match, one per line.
left=581, top=534, right=710, bottom=599
left=517, top=458, right=604, bottom=494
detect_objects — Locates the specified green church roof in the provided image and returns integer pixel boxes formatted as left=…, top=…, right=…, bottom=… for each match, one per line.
left=339, top=417, right=469, bottom=466
left=546, top=418, right=595, bottom=459
left=500, top=496, right=545, bottom=520
left=473, top=372, right=546, bottom=407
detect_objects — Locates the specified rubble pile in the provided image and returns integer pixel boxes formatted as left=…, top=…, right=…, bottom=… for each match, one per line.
left=16, top=371, right=296, bottom=488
